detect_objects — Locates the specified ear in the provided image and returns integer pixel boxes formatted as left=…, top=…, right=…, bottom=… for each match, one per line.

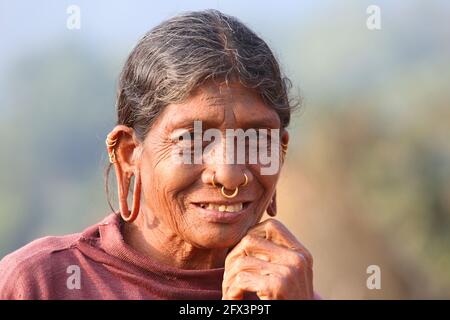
left=106, top=125, right=143, bottom=222
left=268, top=130, right=288, bottom=217
left=281, top=129, right=289, bottom=146
left=107, top=125, right=142, bottom=177
left=267, top=191, right=277, bottom=217
left=280, top=129, right=289, bottom=165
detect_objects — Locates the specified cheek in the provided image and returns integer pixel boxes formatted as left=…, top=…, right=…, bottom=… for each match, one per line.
left=249, top=165, right=278, bottom=209
left=140, top=150, right=201, bottom=210
left=145, top=140, right=202, bottom=185
left=249, top=164, right=279, bottom=191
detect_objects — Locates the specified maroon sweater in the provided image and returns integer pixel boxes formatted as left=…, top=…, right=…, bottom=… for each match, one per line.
left=0, top=213, right=228, bottom=300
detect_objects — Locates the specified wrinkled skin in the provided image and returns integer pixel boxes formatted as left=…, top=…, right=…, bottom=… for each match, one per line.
left=108, top=82, right=314, bottom=299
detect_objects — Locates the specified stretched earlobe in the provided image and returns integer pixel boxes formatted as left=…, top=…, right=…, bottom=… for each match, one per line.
left=267, top=191, right=277, bottom=217
left=127, top=169, right=141, bottom=223
left=106, top=127, right=142, bottom=223
left=114, top=160, right=141, bottom=223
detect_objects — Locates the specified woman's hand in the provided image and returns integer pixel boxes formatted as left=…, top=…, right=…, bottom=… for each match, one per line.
left=222, top=219, right=314, bottom=300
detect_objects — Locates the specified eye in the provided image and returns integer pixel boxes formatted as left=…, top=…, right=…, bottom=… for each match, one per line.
left=170, top=129, right=212, bottom=157
left=242, top=129, right=274, bottom=157
left=170, top=129, right=193, bottom=144
left=180, top=131, right=196, bottom=141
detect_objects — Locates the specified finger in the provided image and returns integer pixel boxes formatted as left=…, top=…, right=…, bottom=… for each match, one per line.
left=247, top=218, right=302, bottom=248
left=225, top=234, right=307, bottom=270
left=223, top=271, right=283, bottom=300
left=247, top=219, right=313, bottom=265
left=223, top=271, right=255, bottom=300
left=223, top=256, right=269, bottom=298
left=223, top=271, right=264, bottom=300
left=223, top=251, right=314, bottom=300
left=223, top=255, right=291, bottom=295
left=223, top=255, right=282, bottom=288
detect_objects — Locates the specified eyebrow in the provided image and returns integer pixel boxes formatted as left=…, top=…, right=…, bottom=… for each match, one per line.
left=244, top=117, right=280, bottom=129
left=169, top=114, right=279, bottom=131
left=168, top=114, right=222, bottom=130
left=204, top=96, right=280, bottom=127
left=167, top=96, right=281, bottom=130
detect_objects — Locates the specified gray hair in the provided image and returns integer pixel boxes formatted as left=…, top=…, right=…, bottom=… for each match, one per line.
left=116, top=9, right=296, bottom=140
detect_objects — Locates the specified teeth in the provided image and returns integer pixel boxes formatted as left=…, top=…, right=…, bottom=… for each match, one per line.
left=201, top=203, right=243, bottom=212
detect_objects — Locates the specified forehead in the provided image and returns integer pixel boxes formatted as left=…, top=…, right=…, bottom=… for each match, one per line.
left=160, top=82, right=281, bottom=129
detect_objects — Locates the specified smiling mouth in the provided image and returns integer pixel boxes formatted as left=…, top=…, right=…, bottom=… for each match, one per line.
left=195, top=202, right=250, bottom=213
left=199, top=202, right=240, bottom=212
left=194, top=202, right=251, bottom=223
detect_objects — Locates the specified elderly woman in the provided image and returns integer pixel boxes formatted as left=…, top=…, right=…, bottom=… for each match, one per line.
left=0, top=9, right=314, bottom=300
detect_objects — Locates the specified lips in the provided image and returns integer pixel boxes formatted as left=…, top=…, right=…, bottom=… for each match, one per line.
left=192, top=201, right=251, bottom=223
left=198, top=202, right=243, bottom=212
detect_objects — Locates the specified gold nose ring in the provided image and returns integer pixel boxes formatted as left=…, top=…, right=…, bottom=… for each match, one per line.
left=221, top=186, right=239, bottom=199
left=211, top=173, right=248, bottom=188
left=242, top=173, right=248, bottom=187
left=211, top=173, right=218, bottom=188
left=212, top=173, right=249, bottom=198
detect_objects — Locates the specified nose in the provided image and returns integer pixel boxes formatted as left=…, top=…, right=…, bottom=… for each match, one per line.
left=202, top=165, right=251, bottom=191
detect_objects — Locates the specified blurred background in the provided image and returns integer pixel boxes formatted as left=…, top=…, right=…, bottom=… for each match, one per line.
left=0, top=0, right=449, bottom=299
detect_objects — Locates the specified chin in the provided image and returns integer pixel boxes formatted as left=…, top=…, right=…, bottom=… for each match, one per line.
left=187, top=225, right=248, bottom=249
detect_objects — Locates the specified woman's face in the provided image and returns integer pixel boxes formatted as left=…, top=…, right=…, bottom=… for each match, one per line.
left=138, top=82, right=288, bottom=249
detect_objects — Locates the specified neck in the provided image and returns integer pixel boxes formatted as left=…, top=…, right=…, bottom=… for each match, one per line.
left=123, top=211, right=228, bottom=270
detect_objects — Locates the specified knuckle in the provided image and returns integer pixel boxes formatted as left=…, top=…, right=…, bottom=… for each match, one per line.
left=235, top=271, right=248, bottom=283
left=306, top=253, right=314, bottom=268
left=259, top=281, right=276, bottom=299
left=234, top=256, right=247, bottom=269
left=292, top=253, right=306, bottom=269
left=272, top=274, right=285, bottom=292
left=302, top=250, right=314, bottom=267
left=241, top=234, right=257, bottom=247
left=264, top=218, right=280, bottom=231
left=224, top=254, right=235, bottom=268
left=280, top=264, right=295, bottom=279
left=272, top=272, right=292, bottom=299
